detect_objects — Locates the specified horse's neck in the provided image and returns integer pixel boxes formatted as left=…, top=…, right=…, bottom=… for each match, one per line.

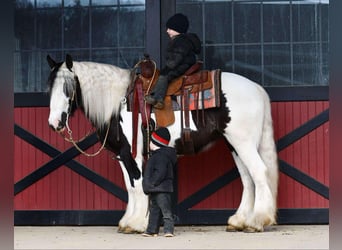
left=73, top=61, right=131, bottom=87
left=72, top=61, right=131, bottom=127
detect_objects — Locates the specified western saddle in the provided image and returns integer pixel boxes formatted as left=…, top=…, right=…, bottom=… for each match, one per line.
left=129, top=55, right=220, bottom=155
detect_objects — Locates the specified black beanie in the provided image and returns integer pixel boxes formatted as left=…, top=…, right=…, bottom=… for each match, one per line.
left=151, top=127, right=171, bottom=147
left=166, top=13, right=189, bottom=34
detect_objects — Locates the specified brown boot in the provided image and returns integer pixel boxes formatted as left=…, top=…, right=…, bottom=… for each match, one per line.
left=153, top=100, right=164, bottom=109
left=144, top=95, right=164, bottom=109
left=144, top=95, right=157, bottom=105
left=148, top=75, right=168, bottom=109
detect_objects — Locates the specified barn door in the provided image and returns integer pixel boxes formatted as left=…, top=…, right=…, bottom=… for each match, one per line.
left=14, top=101, right=328, bottom=225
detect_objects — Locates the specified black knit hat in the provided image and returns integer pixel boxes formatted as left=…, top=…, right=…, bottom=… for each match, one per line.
left=151, top=127, right=171, bottom=147
left=166, top=13, right=189, bottom=34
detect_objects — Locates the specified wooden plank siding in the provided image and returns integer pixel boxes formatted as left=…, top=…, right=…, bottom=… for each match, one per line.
left=176, top=101, right=329, bottom=210
left=14, top=107, right=126, bottom=210
left=273, top=101, right=329, bottom=209
left=14, top=101, right=329, bottom=224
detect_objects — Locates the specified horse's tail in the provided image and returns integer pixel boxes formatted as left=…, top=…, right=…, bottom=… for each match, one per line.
left=258, top=87, right=279, bottom=207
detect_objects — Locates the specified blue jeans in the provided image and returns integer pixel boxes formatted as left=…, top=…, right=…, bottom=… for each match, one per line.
left=146, top=192, right=174, bottom=234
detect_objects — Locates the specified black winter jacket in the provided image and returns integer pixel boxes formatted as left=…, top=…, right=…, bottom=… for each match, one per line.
left=161, top=33, right=201, bottom=81
left=142, top=146, right=177, bottom=194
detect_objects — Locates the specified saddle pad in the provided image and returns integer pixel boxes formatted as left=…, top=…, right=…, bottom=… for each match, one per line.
left=176, top=69, right=221, bottom=110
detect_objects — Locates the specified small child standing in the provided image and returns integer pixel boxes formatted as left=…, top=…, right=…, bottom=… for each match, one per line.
left=142, top=127, right=178, bottom=237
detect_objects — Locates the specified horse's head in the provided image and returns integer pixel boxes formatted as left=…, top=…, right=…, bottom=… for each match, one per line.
left=47, top=54, right=79, bottom=132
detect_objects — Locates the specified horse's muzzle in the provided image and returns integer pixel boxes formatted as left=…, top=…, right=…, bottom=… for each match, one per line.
left=49, top=123, right=65, bottom=133
left=49, top=112, right=67, bottom=132
left=49, top=124, right=57, bottom=131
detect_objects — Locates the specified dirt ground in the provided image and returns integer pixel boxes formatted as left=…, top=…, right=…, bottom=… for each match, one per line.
left=14, top=225, right=328, bottom=249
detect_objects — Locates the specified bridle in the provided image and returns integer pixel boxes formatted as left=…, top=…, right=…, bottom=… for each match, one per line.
left=57, top=56, right=157, bottom=158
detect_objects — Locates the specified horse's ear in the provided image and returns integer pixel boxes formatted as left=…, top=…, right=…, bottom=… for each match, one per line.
left=47, top=55, right=56, bottom=69
left=65, top=54, right=73, bottom=70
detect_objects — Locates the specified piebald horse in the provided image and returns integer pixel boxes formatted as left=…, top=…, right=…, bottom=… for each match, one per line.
left=47, top=54, right=278, bottom=233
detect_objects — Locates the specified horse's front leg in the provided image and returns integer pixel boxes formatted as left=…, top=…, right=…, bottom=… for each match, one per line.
left=117, top=159, right=149, bottom=234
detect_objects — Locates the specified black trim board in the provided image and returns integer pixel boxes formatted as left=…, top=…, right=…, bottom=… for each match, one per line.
left=145, top=0, right=161, bottom=67
left=279, top=160, right=329, bottom=199
left=15, top=92, right=50, bottom=107
left=276, top=109, right=329, bottom=151
left=177, top=109, right=329, bottom=211
left=177, top=168, right=240, bottom=211
left=15, top=210, right=125, bottom=226
left=267, top=86, right=329, bottom=102
left=177, top=208, right=328, bottom=225
left=14, top=209, right=328, bottom=226
left=14, top=124, right=128, bottom=202
left=14, top=107, right=329, bottom=225
left=14, top=129, right=99, bottom=194
left=14, top=86, right=329, bottom=107
left=175, top=162, right=328, bottom=215
left=13, top=90, right=329, bottom=226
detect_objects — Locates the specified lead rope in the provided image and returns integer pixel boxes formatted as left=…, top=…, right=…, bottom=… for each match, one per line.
left=63, top=91, right=111, bottom=157
left=65, top=114, right=110, bottom=157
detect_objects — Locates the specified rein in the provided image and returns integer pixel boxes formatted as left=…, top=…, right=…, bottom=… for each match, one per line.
left=62, top=91, right=111, bottom=157
left=129, top=57, right=157, bottom=158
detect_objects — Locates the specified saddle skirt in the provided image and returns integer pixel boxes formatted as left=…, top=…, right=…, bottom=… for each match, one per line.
left=128, top=62, right=221, bottom=127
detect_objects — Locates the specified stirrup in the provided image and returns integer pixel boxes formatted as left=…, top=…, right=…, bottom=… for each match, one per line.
left=153, top=100, right=164, bottom=109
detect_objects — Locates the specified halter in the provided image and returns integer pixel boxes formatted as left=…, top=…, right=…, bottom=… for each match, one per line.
left=62, top=89, right=111, bottom=157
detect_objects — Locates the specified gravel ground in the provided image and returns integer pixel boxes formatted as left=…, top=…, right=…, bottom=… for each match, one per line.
left=14, top=225, right=329, bottom=249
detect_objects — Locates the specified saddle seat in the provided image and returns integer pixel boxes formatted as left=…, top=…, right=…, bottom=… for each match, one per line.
left=141, top=61, right=212, bottom=98
left=166, top=61, right=213, bottom=96
left=135, top=59, right=220, bottom=127
left=129, top=56, right=221, bottom=156
left=151, top=62, right=216, bottom=127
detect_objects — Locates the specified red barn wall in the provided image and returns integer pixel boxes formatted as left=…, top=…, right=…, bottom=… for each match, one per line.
left=14, top=101, right=329, bottom=211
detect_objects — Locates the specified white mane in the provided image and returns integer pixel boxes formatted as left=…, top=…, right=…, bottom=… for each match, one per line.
left=72, top=61, right=131, bottom=127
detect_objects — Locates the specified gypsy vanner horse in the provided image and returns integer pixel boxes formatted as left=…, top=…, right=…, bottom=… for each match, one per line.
left=46, top=54, right=278, bottom=233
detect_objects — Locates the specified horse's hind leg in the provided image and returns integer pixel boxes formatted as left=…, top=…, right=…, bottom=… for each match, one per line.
left=233, top=144, right=277, bottom=232
left=226, top=152, right=255, bottom=231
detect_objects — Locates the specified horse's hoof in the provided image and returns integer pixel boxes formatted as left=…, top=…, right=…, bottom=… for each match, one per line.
left=226, top=224, right=243, bottom=232
left=117, top=226, right=124, bottom=233
left=243, top=227, right=263, bottom=233
left=226, top=225, right=237, bottom=232
left=121, top=226, right=142, bottom=234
